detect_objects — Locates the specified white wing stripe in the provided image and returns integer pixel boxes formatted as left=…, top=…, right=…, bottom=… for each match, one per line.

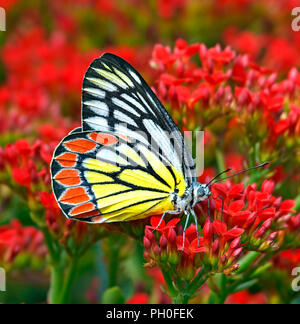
left=112, top=98, right=140, bottom=117
left=129, top=69, right=142, bottom=85
left=121, top=94, right=147, bottom=113
left=83, top=87, right=106, bottom=98
left=85, top=117, right=110, bottom=130
left=114, top=110, right=138, bottom=127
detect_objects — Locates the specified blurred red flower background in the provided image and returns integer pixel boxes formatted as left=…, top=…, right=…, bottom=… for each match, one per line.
left=0, top=0, right=299, bottom=304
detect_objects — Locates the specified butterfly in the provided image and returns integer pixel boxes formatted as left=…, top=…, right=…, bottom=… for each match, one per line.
left=50, top=53, right=268, bottom=245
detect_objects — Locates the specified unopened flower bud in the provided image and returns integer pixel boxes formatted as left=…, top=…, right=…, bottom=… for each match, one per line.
left=153, top=245, right=161, bottom=256
left=159, top=235, right=168, bottom=249
left=267, top=232, right=278, bottom=242
left=145, top=228, right=155, bottom=242
left=167, top=228, right=177, bottom=245
left=143, top=237, right=151, bottom=250
left=211, top=239, right=220, bottom=255
left=230, top=237, right=241, bottom=250
left=231, top=247, right=243, bottom=261
left=203, top=219, right=213, bottom=244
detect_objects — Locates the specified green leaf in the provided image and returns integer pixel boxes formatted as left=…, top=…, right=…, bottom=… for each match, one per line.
left=232, top=279, right=258, bottom=293
left=295, top=195, right=300, bottom=212
left=236, top=252, right=260, bottom=274
left=250, top=263, right=272, bottom=279
left=102, top=287, right=125, bottom=304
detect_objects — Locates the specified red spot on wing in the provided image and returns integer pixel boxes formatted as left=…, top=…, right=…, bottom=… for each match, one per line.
left=77, top=210, right=100, bottom=219
left=56, top=152, right=77, bottom=167
left=54, top=169, right=81, bottom=186
left=60, top=187, right=90, bottom=205
left=64, top=139, right=96, bottom=153
left=69, top=202, right=95, bottom=216
left=91, top=215, right=105, bottom=223
left=89, top=133, right=118, bottom=146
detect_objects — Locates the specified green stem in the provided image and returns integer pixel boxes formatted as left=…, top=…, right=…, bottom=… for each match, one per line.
left=59, top=258, right=79, bottom=304
left=172, top=292, right=190, bottom=304
left=161, top=268, right=177, bottom=298
left=49, top=264, right=64, bottom=304
left=108, top=238, right=120, bottom=287
left=40, top=226, right=64, bottom=304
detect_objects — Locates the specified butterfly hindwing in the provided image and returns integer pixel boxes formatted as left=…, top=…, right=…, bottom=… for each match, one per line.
left=51, top=131, right=186, bottom=223
left=82, top=53, right=196, bottom=186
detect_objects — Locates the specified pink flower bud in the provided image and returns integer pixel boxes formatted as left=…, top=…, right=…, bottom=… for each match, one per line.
left=143, top=237, right=151, bottom=250
left=159, top=235, right=168, bottom=249
left=203, top=219, right=213, bottom=244
left=262, top=218, right=272, bottom=231
left=230, top=237, right=241, bottom=250
left=153, top=245, right=161, bottom=256
left=267, top=232, right=278, bottom=242
left=167, top=228, right=177, bottom=245
left=212, top=239, right=220, bottom=255
left=231, top=247, right=243, bottom=260
left=145, top=228, right=155, bottom=242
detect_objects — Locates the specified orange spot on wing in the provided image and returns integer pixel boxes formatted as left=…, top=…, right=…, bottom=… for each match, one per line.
left=89, top=133, right=118, bottom=146
left=60, top=187, right=90, bottom=205
left=70, top=202, right=95, bottom=216
left=56, top=152, right=77, bottom=167
left=64, top=139, right=96, bottom=153
left=54, top=169, right=81, bottom=186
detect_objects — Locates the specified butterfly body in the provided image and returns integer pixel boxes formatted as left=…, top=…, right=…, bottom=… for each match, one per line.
left=51, top=53, right=210, bottom=224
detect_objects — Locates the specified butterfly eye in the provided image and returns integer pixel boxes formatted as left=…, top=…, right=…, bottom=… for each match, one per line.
left=197, top=186, right=205, bottom=197
left=175, top=187, right=179, bottom=194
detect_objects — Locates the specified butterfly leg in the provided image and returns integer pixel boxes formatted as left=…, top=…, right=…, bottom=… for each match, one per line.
left=190, top=208, right=200, bottom=248
left=207, top=197, right=212, bottom=222
left=182, top=211, right=190, bottom=251
left=218, top=194, right=225, bottom=222
left=152, top=209, right=181, bottom=232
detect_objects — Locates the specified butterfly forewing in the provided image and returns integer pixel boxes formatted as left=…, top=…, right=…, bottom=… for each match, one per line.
left=82, top=53, right=196, bottom=186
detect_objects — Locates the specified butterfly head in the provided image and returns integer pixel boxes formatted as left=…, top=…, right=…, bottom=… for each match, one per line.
left=193, top=183, right=211, bottom=205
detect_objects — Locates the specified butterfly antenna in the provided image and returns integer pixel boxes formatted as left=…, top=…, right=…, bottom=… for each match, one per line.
left=206, top=168, right=232, bottom=187
left=210, top=162, right=270, bottom=185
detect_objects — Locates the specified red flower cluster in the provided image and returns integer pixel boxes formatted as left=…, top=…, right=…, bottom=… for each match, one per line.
left=143, top=179, right=299, bottom=282
left=152, top=39, right=300, bottom=140
left=0, top=139, right=54, bottom=189
left=0, top=220, right=46, bottom=264
left=144, top=215, right=244, bottom=281
left=211, top=180, right=296, bottom=251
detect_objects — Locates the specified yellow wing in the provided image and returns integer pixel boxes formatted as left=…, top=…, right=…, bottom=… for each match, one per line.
left=51, top=131, right=186, bottom=223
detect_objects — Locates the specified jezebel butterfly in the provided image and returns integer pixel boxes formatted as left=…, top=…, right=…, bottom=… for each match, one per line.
left=50, top=53, right=267, bottom=233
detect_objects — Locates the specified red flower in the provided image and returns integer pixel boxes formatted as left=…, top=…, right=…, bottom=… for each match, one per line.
left=226, top=290, right=268, bottom=304
left=126, top=293, right=149, bottom=304
left=176, top=236, right=206, bottom=255
left=147, top=216, right=180, bottom=235
left=12, top=168, right=31, bottom=188
left=213, top=220, right=244, bottom=242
